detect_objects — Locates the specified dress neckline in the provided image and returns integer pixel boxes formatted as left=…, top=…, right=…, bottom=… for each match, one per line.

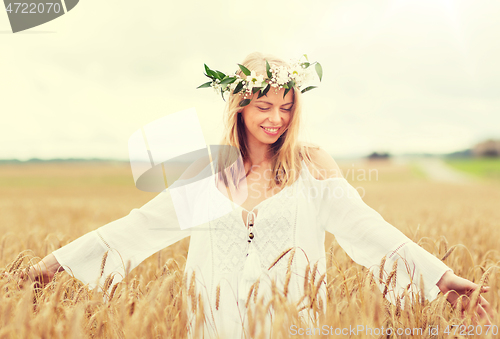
left=212, top=159, right=306, bottom=214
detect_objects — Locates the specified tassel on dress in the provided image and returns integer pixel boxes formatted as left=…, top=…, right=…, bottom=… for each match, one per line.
left=238, top=243, right=262, bottom=304
left=238, top=209, right=262, bottom=304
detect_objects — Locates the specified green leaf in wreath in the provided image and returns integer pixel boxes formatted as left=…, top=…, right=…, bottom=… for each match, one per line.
left=197, top=81, right=213, bottom=89
left=266, top=60, right=272, bottom=78
left=300, top=86, right=317, bottom=93
left=215, top=71, right=225, bottom=80
left=239, top=99, right=251, bottom=107
left=315, top=63, right=323, bottom=81
left=204, top=64, right=217, bottom=79
left=257, top=84, right=271, bottom=99
left=220, top=77, right=237, bottom=85
left=252, top=87, right=261, bottom=94
left=238, top=64, right=251, bottom=76
left=283, top=86, right=292, bottom=99
left=232, top=81, right=244, bottom=94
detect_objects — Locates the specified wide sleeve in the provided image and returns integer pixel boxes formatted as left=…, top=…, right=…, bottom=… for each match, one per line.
left=317, top=177, right=453, bottom=304
left=52, top=187, right=191, bottom=292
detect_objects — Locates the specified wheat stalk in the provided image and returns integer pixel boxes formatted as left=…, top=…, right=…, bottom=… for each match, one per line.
left=379, top=255, right=387, bottom=282
left=189, top=271, right=197, bottom=312
left=215, top=284, right=220, bottom=311
left=455, top=295, right=464, bottom=318
left=73, top=285, right=86, bottom=303
left=303, top=263, right=310, bottom=296
left=419, top=274, right=425, bottom=306
left=283, top=248, right=296, bottom=298
left=128, top=296, right=136, bottom=316
left=391, top=260, right=398, bottom=289
left=268, top=247, right=293, bottom=270
left=8, top=253, right=23, bottom=273
left=395, top=295, right=402, bottom=318
left=253, top=279, right=260, bottom=304
left=469, top=266, right=493, bottom=311
left=382, top=261, right=398, bottom=299
left=311, top=262, right=318, bottom=285
left=441, top=246, right=456, bottom=261
left=245, top=283, right=255, bottom=308
left=103, top=273, right=115, bottom=293
left=100, top=251, right=109, bottom=278
left=109, top=283, right=119, bottom=301
left=309, top=272, right=326, bottom=309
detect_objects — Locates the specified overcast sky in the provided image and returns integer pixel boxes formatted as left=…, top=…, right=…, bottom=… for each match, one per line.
left=1, top=0, right=499, bottom=160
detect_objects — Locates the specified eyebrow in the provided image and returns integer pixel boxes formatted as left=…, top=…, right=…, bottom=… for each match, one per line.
left=255, top=101, right=294, bottom=106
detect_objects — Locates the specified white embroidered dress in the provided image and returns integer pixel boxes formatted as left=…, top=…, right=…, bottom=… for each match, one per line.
left=52, top=160, right=452, bottom=338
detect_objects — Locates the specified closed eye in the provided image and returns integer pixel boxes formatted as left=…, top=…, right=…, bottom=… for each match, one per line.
left=258, top=107, right=292, bottom=112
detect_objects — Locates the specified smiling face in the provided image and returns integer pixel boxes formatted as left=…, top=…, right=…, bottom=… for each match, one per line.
left=239, top=87, right=294, bottom=150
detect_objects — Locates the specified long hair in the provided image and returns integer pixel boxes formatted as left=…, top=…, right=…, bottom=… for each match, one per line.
left=215, top=52, right=321, bottom=191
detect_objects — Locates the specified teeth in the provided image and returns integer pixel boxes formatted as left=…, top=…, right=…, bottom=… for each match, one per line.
left=262, top=127, right=279, bottom=132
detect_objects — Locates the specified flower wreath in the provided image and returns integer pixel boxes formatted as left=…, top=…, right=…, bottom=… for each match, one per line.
left=197, top=55, right=323, bottom=107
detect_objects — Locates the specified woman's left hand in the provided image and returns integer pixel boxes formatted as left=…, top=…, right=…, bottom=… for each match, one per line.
left=436, top=270, right=495, bottom=325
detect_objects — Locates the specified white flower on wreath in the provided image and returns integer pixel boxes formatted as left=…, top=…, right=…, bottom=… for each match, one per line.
left=275, top=66, right=290, bottom=86
left=289, top=64, right=304, bottom=83
left=246, top=71, right=264, bottom=91
left=300, top=66, right=315, bottom=85
left=211, top=81, right=221, bottom=94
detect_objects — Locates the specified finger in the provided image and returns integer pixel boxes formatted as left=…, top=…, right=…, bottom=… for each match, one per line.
left=477, top=304, right=492, bottom=326
left=445, top=290, right=460, bottom=306
left=479, top=296, right=495, bottom=320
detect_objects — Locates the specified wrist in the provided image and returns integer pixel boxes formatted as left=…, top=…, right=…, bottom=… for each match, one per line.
left=436, top=270, right=454, bottom=294
left=29, top=254, right=63, bottom=278
left=46, top=253, right=64, bottom=273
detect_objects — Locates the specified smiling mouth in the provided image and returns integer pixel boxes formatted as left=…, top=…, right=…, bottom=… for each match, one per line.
left=261, top=126, right=280, bottom=134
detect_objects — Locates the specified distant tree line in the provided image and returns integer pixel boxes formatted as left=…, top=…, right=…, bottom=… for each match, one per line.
left=472, top=139, right=500, bottom=157
left=367, top=152, right=391, bottom=160
left=447, top=139, right=500, bottom=158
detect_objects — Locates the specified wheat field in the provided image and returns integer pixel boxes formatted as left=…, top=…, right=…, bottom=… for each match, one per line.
left=0, top=160, right=499, bottom=338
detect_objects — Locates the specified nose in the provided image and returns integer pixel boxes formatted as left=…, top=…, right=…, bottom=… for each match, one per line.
left=268, top=107, right=281, bottom=123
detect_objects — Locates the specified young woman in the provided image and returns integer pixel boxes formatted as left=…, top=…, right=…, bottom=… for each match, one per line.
left=5, top=52, right=493, bottom=338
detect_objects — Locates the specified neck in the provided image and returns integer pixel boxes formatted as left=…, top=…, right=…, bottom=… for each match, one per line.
left=245, top=139, right=273, bottom=168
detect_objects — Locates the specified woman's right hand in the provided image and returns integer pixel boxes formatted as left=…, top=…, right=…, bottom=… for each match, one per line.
left=2, top=253, right=64, bottom=288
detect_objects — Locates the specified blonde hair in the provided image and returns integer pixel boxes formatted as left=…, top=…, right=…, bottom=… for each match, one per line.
left=215, top=52, right=320, bottom=191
